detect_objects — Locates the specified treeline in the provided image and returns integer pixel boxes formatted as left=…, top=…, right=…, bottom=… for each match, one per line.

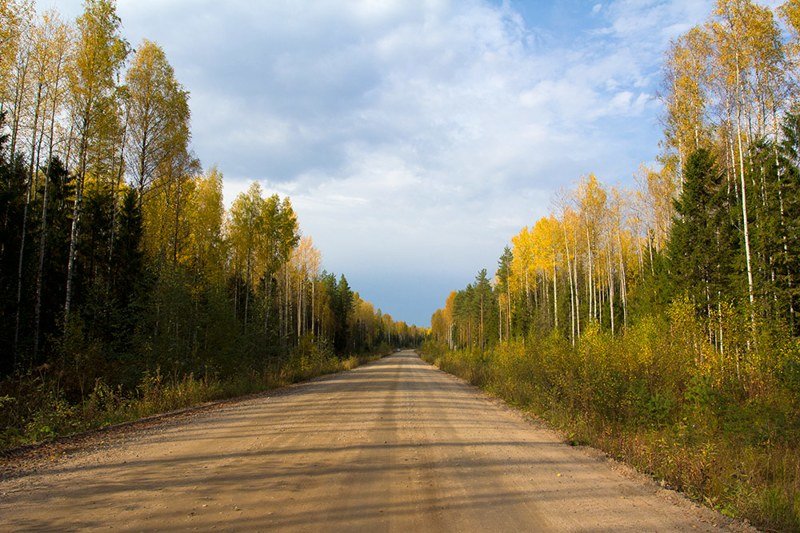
left=426, top=1, right=800, bottom=530
left=0, top=0, right=422, bottom=445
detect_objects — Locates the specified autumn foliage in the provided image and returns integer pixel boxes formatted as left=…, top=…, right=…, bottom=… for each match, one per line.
left=426, top=1, right=800, bottom=530
left=0, top=0, right=422, bottom=450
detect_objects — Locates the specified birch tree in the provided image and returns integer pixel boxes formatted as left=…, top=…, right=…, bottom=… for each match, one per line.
left=64, top=0, right=128, bottom=324
left=125, top=40, right=190, bottom=206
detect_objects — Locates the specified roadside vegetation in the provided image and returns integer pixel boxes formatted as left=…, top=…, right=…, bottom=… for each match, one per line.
left=425, top=1, right=800, bottom=530
left=2, top=343, right=393, bottom=451
left=0, top=0, right=422, bottom=452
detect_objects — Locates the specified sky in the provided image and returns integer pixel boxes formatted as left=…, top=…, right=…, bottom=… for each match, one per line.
left=49, top=0, right=743, bottom=326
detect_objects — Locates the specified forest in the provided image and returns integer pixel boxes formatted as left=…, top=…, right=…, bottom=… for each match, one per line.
left=0, top=0, right=422, bottom=449
left=425, top=1, right=800, bottom=530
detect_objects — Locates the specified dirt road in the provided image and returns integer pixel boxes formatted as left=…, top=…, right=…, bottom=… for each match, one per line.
left=0, top=351, right=743, bottom=531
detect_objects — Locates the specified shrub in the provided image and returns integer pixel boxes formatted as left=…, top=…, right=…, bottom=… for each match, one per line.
left=420, top=308, right=800, bottom=531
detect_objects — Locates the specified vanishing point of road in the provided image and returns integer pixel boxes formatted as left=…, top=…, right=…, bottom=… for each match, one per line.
left=0, top=351, right=744, bottom=531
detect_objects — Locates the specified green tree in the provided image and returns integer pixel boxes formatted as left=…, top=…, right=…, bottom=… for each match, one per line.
left=0, top=111, right=29, bottom=372
left=473, top=269, right=494, bottom=352
left=32, top=156, right=74, bottom=363
left=667, top=148, right=739, bottom=315
left=496, top=246, right=513, bottom=342
left=334, top=274, right=353, bottom=354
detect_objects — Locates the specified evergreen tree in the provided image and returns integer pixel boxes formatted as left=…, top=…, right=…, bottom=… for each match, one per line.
left=113, top=188, right=144, bottom=308
left=496, top=246, right=513, bottom=341
left=474, top=269, right=494, bottom=352
left=0, top=112, right=29, bottom=372
left=334, top=274, right=353, bottom=354
left=667, top=148, right=739, bottom=314
left=774, top=110, right=800, bottom=332
left=32, top=157, right=74, bottom=366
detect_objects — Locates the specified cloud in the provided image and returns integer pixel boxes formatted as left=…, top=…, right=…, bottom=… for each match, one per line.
left=51, top=0, right=723, bottom=325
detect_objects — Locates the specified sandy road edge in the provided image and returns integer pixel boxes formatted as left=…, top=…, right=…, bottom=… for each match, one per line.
left=418, top=353, right=758, bottom=533
left=0, top=352, right=394, bottom=481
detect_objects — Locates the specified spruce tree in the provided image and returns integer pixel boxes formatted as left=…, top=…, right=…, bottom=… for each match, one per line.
left=776, top=111, right=800, bottom=332
left=667, top=148, right=738, bottom=314
left=334, top=274, right=353, bottom=354
left=113, top=188, right=144, bottom=309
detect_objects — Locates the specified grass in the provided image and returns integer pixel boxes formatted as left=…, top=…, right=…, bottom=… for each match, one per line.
left=0, top=344, right=390, bottom=453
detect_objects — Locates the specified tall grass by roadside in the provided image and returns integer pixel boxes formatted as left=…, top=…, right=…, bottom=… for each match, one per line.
left=0, top=341, right=392, bottom=453
left=421, top=302, right=800, bottom=532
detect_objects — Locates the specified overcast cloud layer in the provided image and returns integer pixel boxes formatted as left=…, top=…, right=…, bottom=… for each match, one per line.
left=51, top=0, right=744, bottom=325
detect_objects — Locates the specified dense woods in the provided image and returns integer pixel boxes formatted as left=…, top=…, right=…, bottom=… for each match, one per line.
left=0, top=0, right=422, bottom=448
left=426, top=1, right=800, bottom=529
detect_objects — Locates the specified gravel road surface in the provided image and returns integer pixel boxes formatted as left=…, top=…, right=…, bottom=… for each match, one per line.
left=0, top=351, right=747, bottom=531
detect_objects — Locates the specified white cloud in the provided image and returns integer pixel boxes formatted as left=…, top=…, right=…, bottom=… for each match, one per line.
left=51, top=0, right=725, bottom=324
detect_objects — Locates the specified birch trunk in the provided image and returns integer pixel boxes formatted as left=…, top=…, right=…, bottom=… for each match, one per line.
left=735, top=57, right=755, bottom=311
